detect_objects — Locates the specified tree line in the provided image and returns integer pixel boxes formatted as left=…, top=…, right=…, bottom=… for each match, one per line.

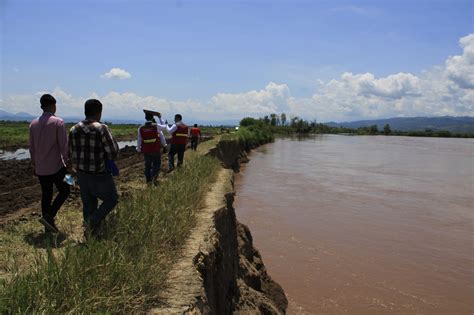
left=240, top=114, right=474, bottom=138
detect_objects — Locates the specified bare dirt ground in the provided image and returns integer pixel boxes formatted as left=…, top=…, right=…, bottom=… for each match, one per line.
left=0, top=136, right=216, bottom=226
left=0, top=145, right=153, bottom=226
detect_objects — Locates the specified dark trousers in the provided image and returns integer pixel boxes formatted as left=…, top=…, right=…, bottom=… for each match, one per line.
left=168, top=143, right=186, bottom=169
left=190, top=137, right=199, bottom=151
left=77, top=172, right=118, bottom=228
left=144, top=152, right=161, bottom=182
left=38, top=167, right=70, bottom=220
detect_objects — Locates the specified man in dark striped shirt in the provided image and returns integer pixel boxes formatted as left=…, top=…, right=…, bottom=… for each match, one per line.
left=69, top=99, right=119, bottom=237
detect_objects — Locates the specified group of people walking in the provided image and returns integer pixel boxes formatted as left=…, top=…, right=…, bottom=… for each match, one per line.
left=136, top=111, right=202, bottom=184
left=29, top=94, right=202, bottom=237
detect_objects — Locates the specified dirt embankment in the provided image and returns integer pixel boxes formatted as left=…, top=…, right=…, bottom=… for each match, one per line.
left=1, top=138, right=287, bottom=313
left=151, top=140, right=287, bottom=314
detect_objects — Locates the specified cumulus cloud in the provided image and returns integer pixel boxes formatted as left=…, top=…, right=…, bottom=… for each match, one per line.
left=101, top=68, right=131, bottom=80
left=285, top=34, right=474, bottom=121
left=3, top=34, right=473, bottom=122
left=98, top=91, right=208, bottom=120
left=340, top=72, right=421, bottom=99
left=445, top=34, right=474, bottom=89
left=209, top=82, right=290, bottom=118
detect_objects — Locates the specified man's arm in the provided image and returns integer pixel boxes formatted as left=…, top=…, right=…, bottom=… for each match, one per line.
left=28, top=123, right=35, bottom=175
left=136, top=126, right=142, bottom=152
left=102, top=125, right=119, bottom=160
left=68, top=129, right=73, bottom=166
left=156, top=117, right=177, bottom=134
left=159, top=130, right=167, bottom=147
left=57, top=120, right=70, bottom=167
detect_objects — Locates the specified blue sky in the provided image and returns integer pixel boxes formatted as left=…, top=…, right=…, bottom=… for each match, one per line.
left=1, top=0, right=473, bottom=122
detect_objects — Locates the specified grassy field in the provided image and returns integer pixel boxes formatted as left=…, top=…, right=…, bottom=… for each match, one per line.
left=0, top=121, right=140, bottom=149
left=0, top=121, right=223, bottom=149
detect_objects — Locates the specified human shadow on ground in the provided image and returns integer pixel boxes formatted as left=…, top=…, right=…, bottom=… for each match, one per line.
left=24, top=231, right=68, bottom=248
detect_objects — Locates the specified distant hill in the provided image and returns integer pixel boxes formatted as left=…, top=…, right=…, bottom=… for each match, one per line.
left=0, top=110, right=35, bottom=121
left=325, top=116, right=474, bottom=133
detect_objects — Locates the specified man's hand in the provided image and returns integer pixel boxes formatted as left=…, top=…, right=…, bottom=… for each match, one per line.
left=65, top=160, right=77, bottom=177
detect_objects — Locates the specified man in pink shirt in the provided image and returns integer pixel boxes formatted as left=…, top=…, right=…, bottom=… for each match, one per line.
left=29, top=94, right=71, bottom=233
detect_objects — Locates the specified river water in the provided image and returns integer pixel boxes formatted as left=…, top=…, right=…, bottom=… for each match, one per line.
left=234, top=135, right=473, bottom=314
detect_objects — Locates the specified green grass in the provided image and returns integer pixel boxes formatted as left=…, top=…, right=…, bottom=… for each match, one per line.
left=221, top=125, right=275, bottom=151
left=0, top=121, right=139, bottom=149
left=0, top=121, right=227, bottom=149
left=0, top=121, right=30, bottom=148
left=0, top=153, right=221, bottom=313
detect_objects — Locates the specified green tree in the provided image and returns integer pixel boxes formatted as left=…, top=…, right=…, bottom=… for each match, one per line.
left=240, top=117, right=258, bottom=127
left=383, top=124, right=391, bottom=135
left=270, top=113, right=278, bottom=126
left=369, top=125, right=379, bottom=135
left=280, top=113, right=287, bottom=126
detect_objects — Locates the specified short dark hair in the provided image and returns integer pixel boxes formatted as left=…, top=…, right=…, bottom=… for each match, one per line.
left=40, top=94, right=56, bottom=109
left=194, top=124, right=197, bottom=127
left=175, top=114, right=182, bottom=121
left=84, top=99, right=103, bottom=117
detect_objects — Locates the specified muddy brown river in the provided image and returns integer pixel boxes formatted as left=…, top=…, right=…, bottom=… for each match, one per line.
left=234, top=135, right=473, bottom=314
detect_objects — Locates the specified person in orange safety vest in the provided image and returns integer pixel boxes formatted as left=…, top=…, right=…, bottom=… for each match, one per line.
left=137, top=112, right=167, bottom=184
left=157, top=114, right=189, bottom=172
left=190, top=124, right=202, bottom=151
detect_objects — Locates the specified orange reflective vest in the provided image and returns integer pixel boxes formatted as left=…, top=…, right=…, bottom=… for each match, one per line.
left=140, top=123, right=161, bottom=153
left=172, top=123, right=189, bottom=145
left=191, top=127, right=201, bottom=137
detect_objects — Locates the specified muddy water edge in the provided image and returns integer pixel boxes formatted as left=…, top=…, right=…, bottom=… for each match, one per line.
left=234, top=135, right=474, bottom=314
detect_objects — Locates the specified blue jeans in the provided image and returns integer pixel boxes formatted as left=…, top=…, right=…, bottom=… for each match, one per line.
left=78, top=172, right=118, bottom=228
left=144, top=152, right=161, bottom=182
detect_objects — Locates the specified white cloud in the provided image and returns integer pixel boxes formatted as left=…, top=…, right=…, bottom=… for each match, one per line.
left=3, top=34, right=473, bottom=122
left=98, top=91, right=207, bottom=120
left=343, top=72, right=421, bottom=99
left=101, top=68, right=131, bottom=80
left=209, top=82, right=290, bottom=119
left=445, top=34, right=474, bottom=89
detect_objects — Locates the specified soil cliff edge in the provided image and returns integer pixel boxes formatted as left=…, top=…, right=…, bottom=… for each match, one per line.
left=149, top=140, right=287, bottom=314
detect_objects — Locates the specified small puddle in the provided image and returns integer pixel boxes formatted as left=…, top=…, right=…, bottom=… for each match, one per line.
left=0, top=141, right=137, bottom=161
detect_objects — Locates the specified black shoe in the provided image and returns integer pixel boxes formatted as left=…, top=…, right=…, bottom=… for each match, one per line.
left=39, top=217, right=59, bottom=234
left=83, top=221, right=102, bottom=240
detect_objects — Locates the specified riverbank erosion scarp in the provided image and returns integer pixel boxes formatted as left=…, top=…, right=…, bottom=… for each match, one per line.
left=151, top=141, right=287, bottom=314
